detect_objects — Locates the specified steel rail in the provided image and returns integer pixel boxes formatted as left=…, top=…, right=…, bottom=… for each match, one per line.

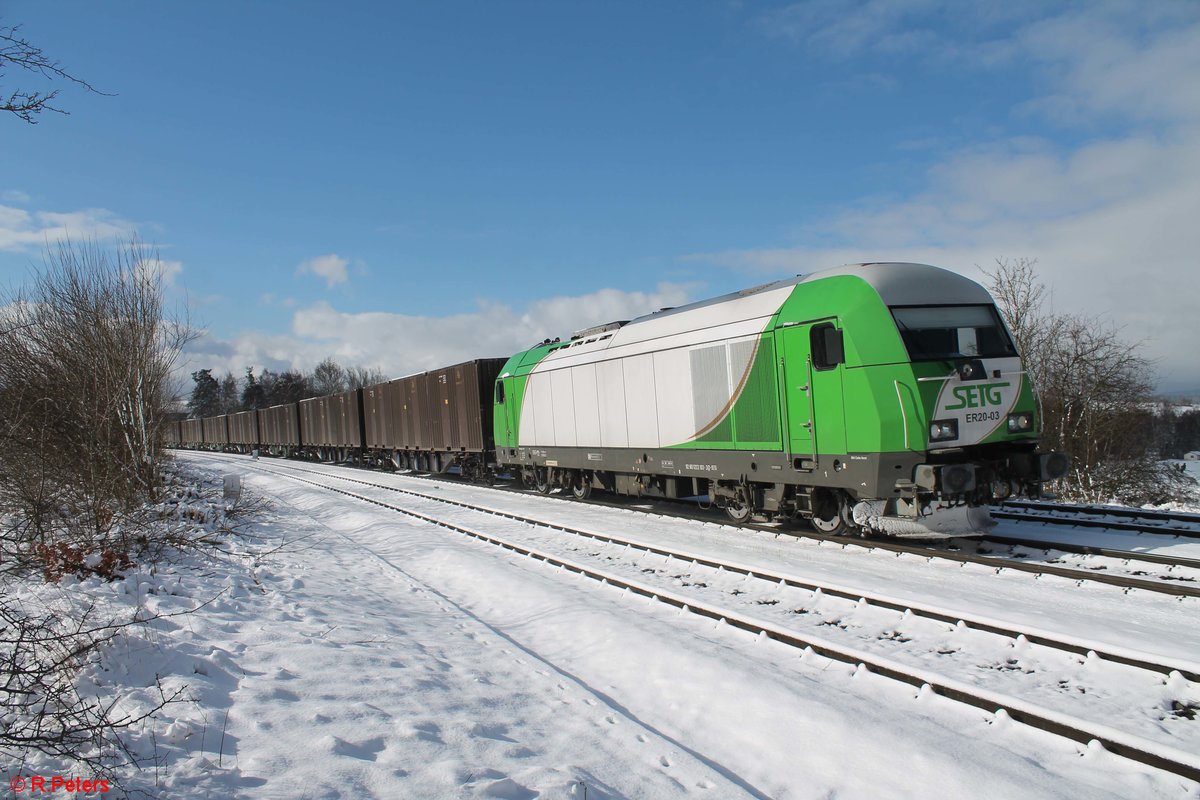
left=997, top=500, right=1200, bottom=533
left=973, top=532, right=1200, bottom=573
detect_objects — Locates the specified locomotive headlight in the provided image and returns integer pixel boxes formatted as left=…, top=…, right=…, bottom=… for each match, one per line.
left=929, top=419, right=958, bottom=442
left=1007, top=412, right=1034, bottom=433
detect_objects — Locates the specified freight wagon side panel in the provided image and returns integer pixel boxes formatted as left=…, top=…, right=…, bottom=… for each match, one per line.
left=331, top=388, right=364, bottom=447
left=457, top=358, right=505, bottom=452
left=202, top=415, right=230, bottom=445
left=229, top=410, right=259, bottom=445
left=403, top=376, right=424, bottom=450
left=363, top=383, right=390, bottom=449
left=181, top=419, right=204, bottom=445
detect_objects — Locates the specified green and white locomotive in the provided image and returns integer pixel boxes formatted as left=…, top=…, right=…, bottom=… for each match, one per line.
left=492, top=262, right=1069, bottom=536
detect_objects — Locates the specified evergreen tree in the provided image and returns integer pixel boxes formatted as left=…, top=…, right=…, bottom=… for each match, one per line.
left=188, top=369, right=221, bottom=418
left=219, top=371, right=239, bottom=413
left=269, top=370, right=309, bottom=405
left=240, top=367, right=266, bottom=410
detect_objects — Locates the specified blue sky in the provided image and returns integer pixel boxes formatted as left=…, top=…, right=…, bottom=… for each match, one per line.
left=2, top=1, right=1198, bottom=394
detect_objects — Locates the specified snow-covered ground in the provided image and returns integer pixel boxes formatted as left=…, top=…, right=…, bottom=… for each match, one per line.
left=6, top=453, right=1200, bottom=798
left=1160, top=460, right=1200, bottom=514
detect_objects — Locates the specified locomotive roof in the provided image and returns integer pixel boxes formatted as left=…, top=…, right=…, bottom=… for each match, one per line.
left=623, top=262, right=992, bottom=330
left=624, top=275, right=804, bottom=328
left=800, top=262, right=994, bottom=306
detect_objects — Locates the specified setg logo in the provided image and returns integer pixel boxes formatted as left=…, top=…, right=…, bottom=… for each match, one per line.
left=944, top=381, right=1011, bottom=411
left=930, top=358, right=1024, bottom=446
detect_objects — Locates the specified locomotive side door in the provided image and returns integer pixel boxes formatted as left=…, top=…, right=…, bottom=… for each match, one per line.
left=493, top=377, right=517, bottom=451
left=779, top=319, right=846, bottom=469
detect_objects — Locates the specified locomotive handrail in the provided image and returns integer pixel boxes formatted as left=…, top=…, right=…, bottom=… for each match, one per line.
left=805, top=356, right=818, bottom=466
left=893, top=379, right=911, bottom=450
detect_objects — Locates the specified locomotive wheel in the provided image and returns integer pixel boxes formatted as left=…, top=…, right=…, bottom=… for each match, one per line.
left=570, top=473, right=592, bottom=500
left=724, top=498, right=753, bottom=524
left=810, top=490, right=851, bottom=534
left=810, top=509, right=845, bottom=534
left=534, top=469, right=552, bottom=494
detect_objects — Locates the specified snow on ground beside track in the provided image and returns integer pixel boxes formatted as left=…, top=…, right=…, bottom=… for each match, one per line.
left=153, top=451, right=1199, bottom=799
left=216, top=454, right=1200, bottom=666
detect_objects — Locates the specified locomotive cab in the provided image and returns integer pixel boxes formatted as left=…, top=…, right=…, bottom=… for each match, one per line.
left=786, top=267, right=1068, bottom=535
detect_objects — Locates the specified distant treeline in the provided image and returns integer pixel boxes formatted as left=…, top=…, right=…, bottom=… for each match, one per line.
left=1148, top=402, right=1200, bottom=459
left=187, top=358, right=387, bottom=418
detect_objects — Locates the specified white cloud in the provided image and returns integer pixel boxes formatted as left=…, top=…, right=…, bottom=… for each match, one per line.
left=297, top=254, right=350, bottom=288
left=756, top=0, right=946, bottom=57
left=685, top=127, right=1200, bottom=390
left=181, top=283, right=696, bottom=383
left=0, top=204, right=133, bottom=251
left=134, top=257, right=184, bottom=288
left=711, top=2, right=1200, bottom=392
left=2, top=190, right=31, bottom=205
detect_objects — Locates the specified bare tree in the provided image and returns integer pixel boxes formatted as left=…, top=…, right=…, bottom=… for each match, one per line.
left=1, top=24, right=109, bottom=123
left=982, top=257, right=1190, bottom=504
left=310, top=356, right=347, bottom=396
left=346, top=365, right=388, bottom=389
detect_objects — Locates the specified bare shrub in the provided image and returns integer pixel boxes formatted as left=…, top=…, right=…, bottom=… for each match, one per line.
left=0, top=238, right=194, bottom=573
left=0, top=597, right=179, bottom=788
left=983, top=257, right=1186, bottom=504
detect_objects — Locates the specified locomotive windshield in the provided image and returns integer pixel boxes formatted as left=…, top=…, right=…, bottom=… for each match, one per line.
left=891, top=304, right=1016, bottom=361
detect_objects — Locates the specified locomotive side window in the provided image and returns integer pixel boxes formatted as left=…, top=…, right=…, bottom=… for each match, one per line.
left=811, top=323, right=844, bottom=370
left=495, top=381, right=505, bottom=404
left=891, top=305, right=1016, bottom=361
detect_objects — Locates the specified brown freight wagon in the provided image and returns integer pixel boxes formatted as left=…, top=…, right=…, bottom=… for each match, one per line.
left=259, top=403, right=301, bottom=450
left=163, top=419, right=182, bottom=446
left=360, top=374, right=425, bottom=451
left=424, top=358, right=506, bottom=452
left=298, top=388, right=364, bottom=455
left=228, top=409, right=259, bottom=451
left=202, top=415, right=230, bottom=447
left=180, top=418, right=204, bottom=446
left=377, top=359, right=504, bottom=475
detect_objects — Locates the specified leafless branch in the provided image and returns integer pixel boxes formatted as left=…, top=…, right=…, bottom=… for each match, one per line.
left=1, top=24, right=112, bottom=124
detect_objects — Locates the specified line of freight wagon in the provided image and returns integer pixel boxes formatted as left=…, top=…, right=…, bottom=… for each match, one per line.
left=169, top=358, right=507, bottom=482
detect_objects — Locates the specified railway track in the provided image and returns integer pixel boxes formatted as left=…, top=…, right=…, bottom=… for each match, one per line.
left=197, top=449, right=1200, bottom=596
left=462, top=472, right=1200, bottom=598
left=994, top=500, right=1200, bottom=537
left=970, top=532, right=1200, bottom=573
left=981, top=499, right=1200, bottom=581
left=184, top=451, right=1200, bottom=784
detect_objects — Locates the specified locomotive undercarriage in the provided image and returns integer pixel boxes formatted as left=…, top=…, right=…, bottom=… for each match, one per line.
left=504, top=442, right=1067, bottom=538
